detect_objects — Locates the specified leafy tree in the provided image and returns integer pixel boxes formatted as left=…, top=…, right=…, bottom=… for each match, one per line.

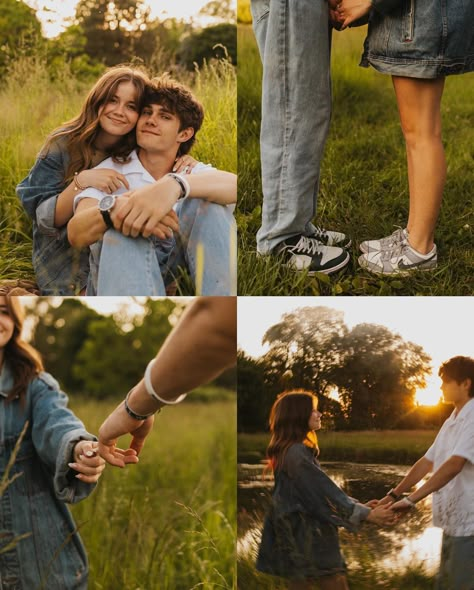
left=0, top=0, right=43, bottom=78
left=177, top=23, right=237, bottom=70
left=199, top=0, right=236, bottom=22
left=237, top=350, right=267, bottom=432
left=334, top=323, right=432, bottom=429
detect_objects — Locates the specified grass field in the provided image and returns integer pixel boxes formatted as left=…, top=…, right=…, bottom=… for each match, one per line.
left=238, top=429, right=437, bottom=464
left=237, top=22, right=474, bottom=295
left=0, top=56, right=236, bottom=288
left=65, top=396, right=236, bottom=590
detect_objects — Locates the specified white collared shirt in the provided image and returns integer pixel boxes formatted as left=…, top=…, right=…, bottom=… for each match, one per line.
left=424, top=398, right=474, bottom=536
left=73, top=150, right=215, bottom=210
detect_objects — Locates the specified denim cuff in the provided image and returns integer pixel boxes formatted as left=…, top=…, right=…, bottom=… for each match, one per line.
left=371, top=0, right=402, bottom=15
left=55, top=428, right=97, bottom=504
left=348, top=502, right=371, bottom=529
left=36, top=196, right=60, bottom=237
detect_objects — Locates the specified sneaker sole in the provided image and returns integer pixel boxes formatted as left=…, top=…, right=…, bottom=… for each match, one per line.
left=358, top=257, right=437, bottom=276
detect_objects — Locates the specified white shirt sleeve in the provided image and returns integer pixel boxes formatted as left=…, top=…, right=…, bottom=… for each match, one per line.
left=73, top=187, right=106, bottom=212
left=452, top=415, right=474, bottom=463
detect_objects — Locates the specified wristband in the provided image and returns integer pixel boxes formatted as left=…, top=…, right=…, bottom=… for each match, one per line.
left=403, top=496, right=417, bottom=508
left=387, top=488, right=401, bottom=501
left=123, top=389, right=158, bottom=421
left=166, top=172, right=190, bottom=200
left=144, top=359, right=187, bottom=405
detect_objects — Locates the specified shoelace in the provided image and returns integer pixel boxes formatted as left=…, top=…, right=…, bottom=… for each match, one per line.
left=292, top=235, right=323, bottom=255
left=379, top=227, right=405, bottom=249
left=312, top=226, right=329, bottom=240
left=381, top=241, right=407, bottom=261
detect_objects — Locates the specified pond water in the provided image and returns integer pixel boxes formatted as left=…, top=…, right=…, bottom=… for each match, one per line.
left=238, top=461, right=442, bottom=575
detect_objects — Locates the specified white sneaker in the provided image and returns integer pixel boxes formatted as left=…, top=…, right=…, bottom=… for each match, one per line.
left=359, top=227, right=408, bottom=254
left=358, top=242, right=437, bottom=275
left=308, top=226, right=352, bottom=249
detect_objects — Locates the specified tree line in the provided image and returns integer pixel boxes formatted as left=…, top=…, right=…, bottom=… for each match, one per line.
left=0, top=0, right=236, bottom=81
left=238, top=306, right=451, bottom=432
left=25, top=298, right=235, bottom=398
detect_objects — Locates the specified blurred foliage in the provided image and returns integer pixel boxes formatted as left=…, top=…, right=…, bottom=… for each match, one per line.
left=25, top=298, right=234, bottom=399
left=177, top=24, right=237, bottom=70
left=237, top=0, right=252, bottom=24
left=237, top=305, right=447, bottom=433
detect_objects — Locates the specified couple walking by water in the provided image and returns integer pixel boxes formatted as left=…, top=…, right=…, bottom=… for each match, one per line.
left=257, top=356, right=474, bottom=589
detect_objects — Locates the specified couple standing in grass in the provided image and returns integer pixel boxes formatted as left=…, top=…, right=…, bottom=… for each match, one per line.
left=250, top=0, right=473, bottom=277
left=257, top=356, right=474, bottom=590
left=0, top=293, right=236, bottom=589
left=16, top=65, right=236, bottom=296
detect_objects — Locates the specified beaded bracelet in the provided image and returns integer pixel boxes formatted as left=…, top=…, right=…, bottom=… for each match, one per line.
left=123, top=389, right=158, bottom=421
left=73, top=172, right=87, bottom=191
left=144, top=358, right=187, bottom=405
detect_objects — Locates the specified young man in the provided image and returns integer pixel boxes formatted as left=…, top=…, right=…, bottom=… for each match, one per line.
left=250, top=0, right=351, bottom=275
left=380, top=356, right=474, bottom=589
left=67, top=77, right=236, bottom=295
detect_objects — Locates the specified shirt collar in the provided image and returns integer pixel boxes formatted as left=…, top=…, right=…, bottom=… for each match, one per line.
left=449, top=397, right=474, bottom=423
left=124, top=150, right=156, bottom=183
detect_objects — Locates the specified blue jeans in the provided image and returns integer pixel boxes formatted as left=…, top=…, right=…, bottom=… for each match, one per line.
left=251, top=0, right=332, bottom=254
left=436, top=533, right=474, bottom=590
left=88, top=198, right=236, bottom=295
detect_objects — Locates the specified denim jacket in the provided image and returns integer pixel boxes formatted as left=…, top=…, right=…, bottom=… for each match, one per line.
left=274, top=443, right=370, bottom=530
left=0, top=363, right=96, bottom=590
left=16, top=138, right=89, bottom=295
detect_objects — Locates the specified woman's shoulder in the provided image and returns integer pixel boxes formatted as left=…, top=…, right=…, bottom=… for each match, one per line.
left=285, top=443, right=313, bottom=464
left=38, top=133, right=69, bottom=159
left=29, top=371, right=61, bottom=394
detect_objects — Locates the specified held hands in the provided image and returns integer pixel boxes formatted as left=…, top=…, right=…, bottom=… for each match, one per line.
left=111, top=176, right=180, bottom=238
left=366, top=504, right=398, bottom=527
left=112, top=196, right=179, bottom=239
left=76, top=168, right=130, bottom=194
left=98, top=402, right=155, bottom=468
left=391, top=498, right=416, bottom=514
left=335, top=0, right=373, bottom=29
left=69, top=440, right=106, bottom=484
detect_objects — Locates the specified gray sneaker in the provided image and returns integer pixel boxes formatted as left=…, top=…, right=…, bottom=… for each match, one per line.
left=275, top=234, right=350, bottom=275
left=358, top=242, right=437, bottom=275
left=359, top=227, right=408, bottom=254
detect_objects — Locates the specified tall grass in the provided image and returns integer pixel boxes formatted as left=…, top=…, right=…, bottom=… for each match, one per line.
left=0, top=56, right=236, bottom=284
left=67, top=397, right=236, bottom=590
left=237, top=21, right=474, bottom=295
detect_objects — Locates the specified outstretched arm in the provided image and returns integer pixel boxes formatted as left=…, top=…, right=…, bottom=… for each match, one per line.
left=98, top=297, right=237, bottom=466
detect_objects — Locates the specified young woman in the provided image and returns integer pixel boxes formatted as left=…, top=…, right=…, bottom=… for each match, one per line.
left=257, top=391, right=395, bottom=590
left=337, top=0, right=474, bottom=275
left=0, top=288, right=107, bottom=589
left=16, top=66, right=196, bottom=295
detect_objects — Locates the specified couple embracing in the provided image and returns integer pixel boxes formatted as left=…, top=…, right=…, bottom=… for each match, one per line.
left=17, top=66, right=236, bottom=296
left=257, top=356, right=474, bottom=590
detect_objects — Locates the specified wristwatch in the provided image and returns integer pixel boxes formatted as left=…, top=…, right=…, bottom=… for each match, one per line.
left=98, top=195, right=117, bottom=229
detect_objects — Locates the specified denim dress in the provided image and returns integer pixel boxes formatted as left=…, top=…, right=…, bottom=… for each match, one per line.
left=256, top=443, right=370, bottom=579
left=0, top=363, right=96, bottom=590
left=361, top=0, right=474, bottom=78
left=16, top=138, right=89, bottom=295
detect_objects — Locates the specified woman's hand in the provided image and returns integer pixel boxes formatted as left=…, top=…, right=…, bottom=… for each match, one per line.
left=338, top=0, right=372, bottom=29
left=98, top=402, right=155, bottom=468
left=113, top=196, right=179, bottom=239
left=365, top=499, right=380, bottom=508
left=366, top=504, right=398, bottom=527
left=76, top=168, right=130, bottom=194
left=173, top=155, right=198, bottom=174
left=69, top=440, right=106, bottom=483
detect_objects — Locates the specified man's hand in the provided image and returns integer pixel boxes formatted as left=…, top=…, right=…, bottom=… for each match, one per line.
left=98, top=402, right=155, bottom=468
left=112, top=176, right=179, bottom=238
left=391, top=498, right=416, bottom=514
left=329, top=0, right=344, bottom=29
left=338, top=0, right=372, bottom=29
left=366, top=504, right=398, bottom=527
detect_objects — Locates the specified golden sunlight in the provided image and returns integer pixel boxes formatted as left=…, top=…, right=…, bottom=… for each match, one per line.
left=415, top=387, right=442, bottom=407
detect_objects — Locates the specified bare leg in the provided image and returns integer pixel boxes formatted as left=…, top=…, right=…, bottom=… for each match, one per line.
left=392, top=76, right=446, bottom=254
left=318, top=573, right=350, bottom=590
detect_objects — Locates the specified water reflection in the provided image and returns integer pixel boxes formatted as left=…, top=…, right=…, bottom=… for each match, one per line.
left=238, top=462, right=441, bottom=575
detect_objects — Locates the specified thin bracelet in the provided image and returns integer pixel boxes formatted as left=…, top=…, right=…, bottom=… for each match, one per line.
left=144, top=358, right=187, bottom=405
left=166, top=172, right=190, bottom=200
left=387, top=488, right=401, bottom=501
left=403, top=496, right=417, bottom=508
left=73, top=172, right=87, bottom=191
left=124, top=389, right=158, bottom=421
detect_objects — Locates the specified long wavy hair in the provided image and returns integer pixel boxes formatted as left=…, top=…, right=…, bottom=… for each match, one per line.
left=267, top=390, right=319, bottom=472
left=43, top=65, right=150, bottom=182
left=0, top=288, right=43, bottom=402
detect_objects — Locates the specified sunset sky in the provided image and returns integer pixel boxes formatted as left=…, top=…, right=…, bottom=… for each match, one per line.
left=24, top=0, right=236, bottom=38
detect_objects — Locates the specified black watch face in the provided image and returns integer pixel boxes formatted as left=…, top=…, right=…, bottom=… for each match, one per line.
left=99, top=195, right=115, bottom=212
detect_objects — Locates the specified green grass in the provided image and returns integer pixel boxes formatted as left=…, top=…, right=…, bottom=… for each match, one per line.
left=0, top=56, right=236, bottom=286
left=67, top=397, right=236, bottom=590
left=237, top=23, right=474, bottom=295
left=238, top=429, right=437, bottom=464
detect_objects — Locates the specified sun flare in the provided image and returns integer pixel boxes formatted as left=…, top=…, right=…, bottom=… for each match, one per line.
left=415, top=387, right=442, bottom=407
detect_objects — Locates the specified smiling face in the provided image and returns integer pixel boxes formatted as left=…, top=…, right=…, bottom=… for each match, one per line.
left=98, top=81, right=140, bottom=138
left=136, top=103, right=193, bottom=156
left=0, top=296, right=14, bottom=353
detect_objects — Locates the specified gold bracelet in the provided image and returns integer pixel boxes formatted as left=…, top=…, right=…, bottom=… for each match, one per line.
left=73, top=172, right=87, bottom=191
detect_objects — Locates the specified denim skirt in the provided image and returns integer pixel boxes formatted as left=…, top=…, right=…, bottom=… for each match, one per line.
left=361, top=0, right=474, bottom=78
